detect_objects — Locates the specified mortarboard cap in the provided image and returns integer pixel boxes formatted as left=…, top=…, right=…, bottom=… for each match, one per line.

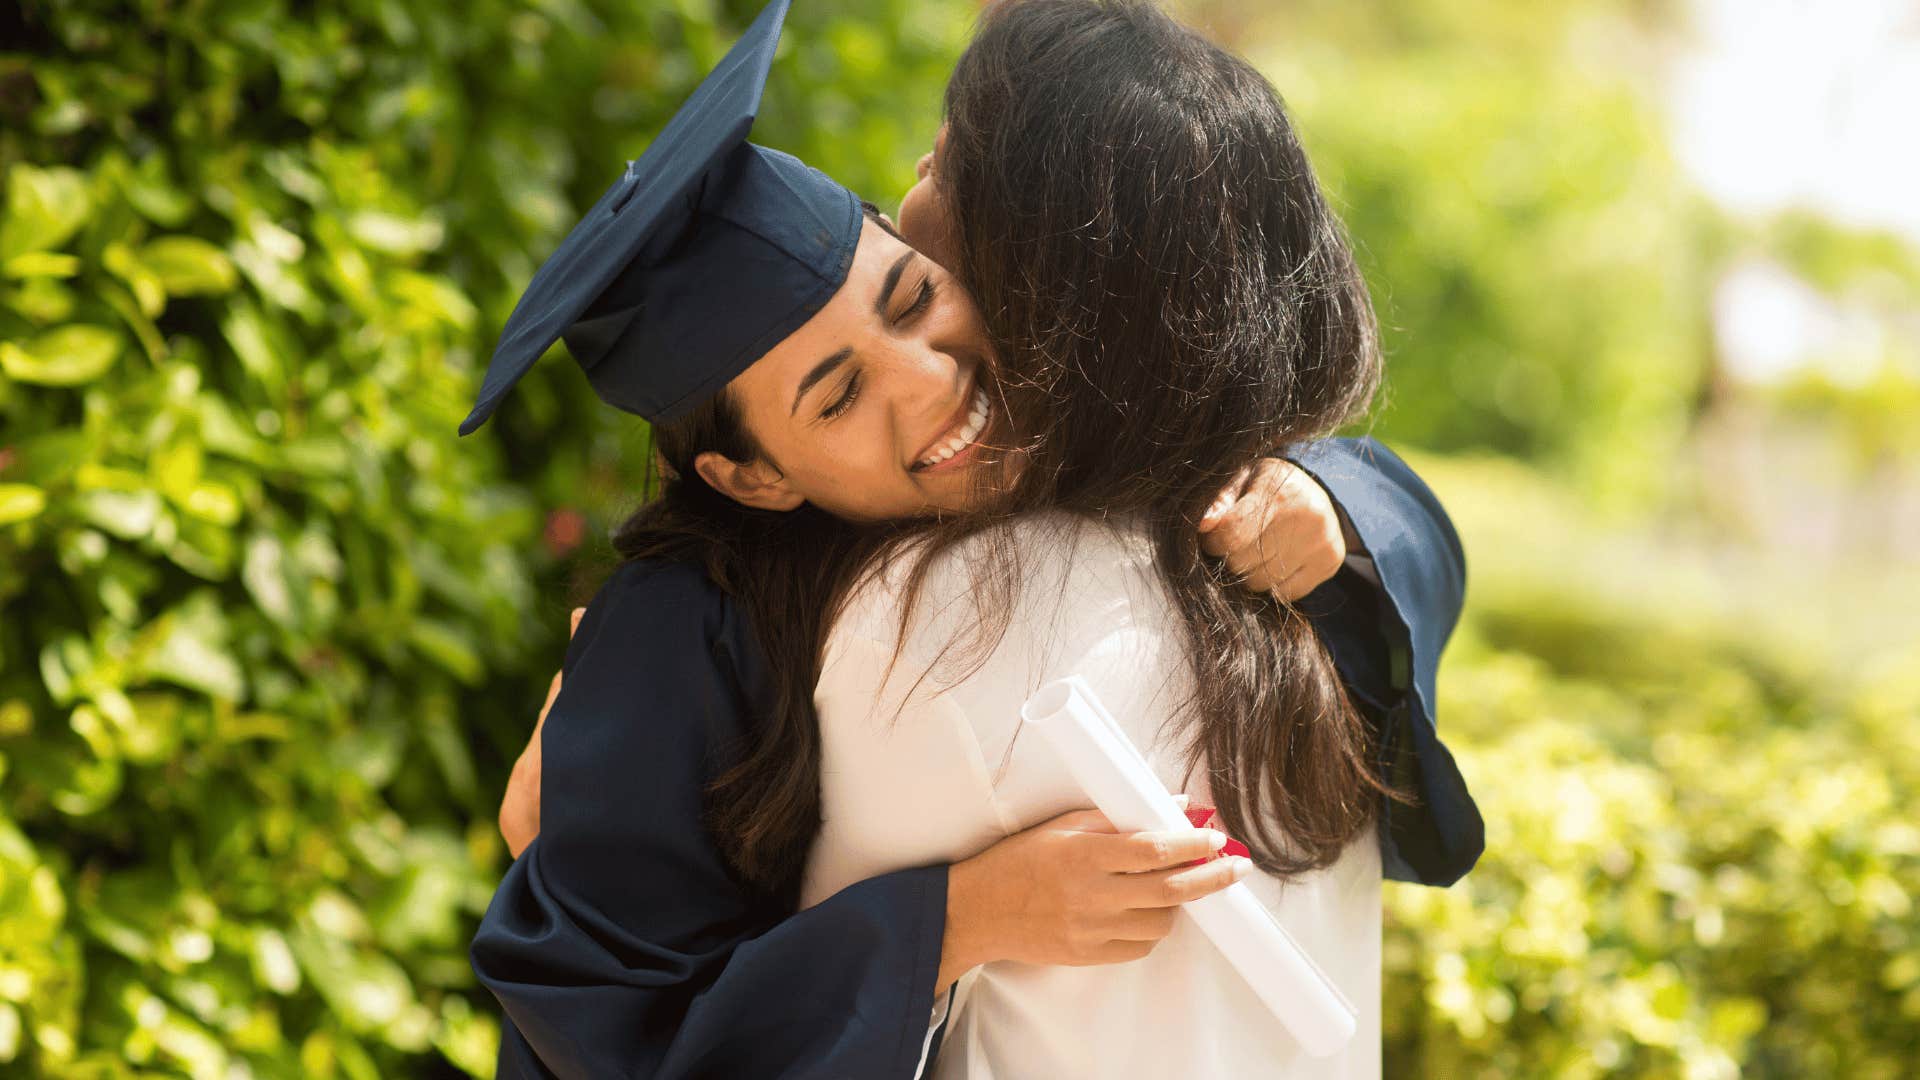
left=459, top=0, right=860, bottom=435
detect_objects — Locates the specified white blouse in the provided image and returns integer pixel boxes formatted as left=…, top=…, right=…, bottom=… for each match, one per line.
left=800, top=513, right=1382, bottom=1079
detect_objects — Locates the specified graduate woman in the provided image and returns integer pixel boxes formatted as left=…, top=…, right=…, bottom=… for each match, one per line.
left=464, top=2, right=1477, bottom=1076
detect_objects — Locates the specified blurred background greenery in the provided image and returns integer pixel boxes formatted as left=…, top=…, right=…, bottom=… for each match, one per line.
left=0, top=0, right=1912, bottom=1076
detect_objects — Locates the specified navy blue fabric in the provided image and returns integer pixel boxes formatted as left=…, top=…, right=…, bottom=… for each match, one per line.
left=459, top=0, right=862, bottom=434
left=471, top=438, right=1478, bottom=1076
left=471, top=560, right=946, bottom=1079
left=1286, top=436, right=1484, bottom=887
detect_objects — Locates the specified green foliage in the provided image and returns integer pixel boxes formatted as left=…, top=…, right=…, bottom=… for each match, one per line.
left=1229, top=0, right=1713, bottom=504
left=7, top=0, right=1913, bottom=1076
left=1383, top=456, right=1920, bottom=1078
left=0, top=0, right=964, bottom=1075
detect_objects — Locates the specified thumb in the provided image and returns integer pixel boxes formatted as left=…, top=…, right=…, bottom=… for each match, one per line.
left=1199, top=492, right=1235, bottom=532
left=569, top=607, right=586, bottom=636
left=1198, top=466, right=1253, bottom=531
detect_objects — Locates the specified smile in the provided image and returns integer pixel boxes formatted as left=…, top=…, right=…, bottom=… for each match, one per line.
left=912, top=387, right=992, bottom=472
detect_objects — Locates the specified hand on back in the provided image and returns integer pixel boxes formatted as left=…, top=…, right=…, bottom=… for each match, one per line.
left=938, top=803, right=1251, bottom=984
left=497, top=459, right=1344, bottom=862
left=1198, top=457, right=1349, bottom=600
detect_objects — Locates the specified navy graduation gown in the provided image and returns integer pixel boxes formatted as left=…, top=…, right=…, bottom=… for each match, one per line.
left=471, top=560, right=947, bottom=1079
left=472, top=435, right=1480, bottom=1077
left=1287, top=436, right=1484, bottom=887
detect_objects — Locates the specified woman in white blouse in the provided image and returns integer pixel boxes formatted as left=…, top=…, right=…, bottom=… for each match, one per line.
left=800, top=2, right=1401, bottom=1076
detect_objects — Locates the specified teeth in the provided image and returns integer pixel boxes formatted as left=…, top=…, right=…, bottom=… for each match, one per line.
left=918, top=388, right=992, bottom=468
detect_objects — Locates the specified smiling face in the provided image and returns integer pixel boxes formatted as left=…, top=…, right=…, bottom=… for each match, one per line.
left=691, top=215, right=999, bottom=522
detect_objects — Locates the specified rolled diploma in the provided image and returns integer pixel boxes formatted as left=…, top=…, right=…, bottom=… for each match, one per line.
left=1020, top=676, right=1357, bottom=1059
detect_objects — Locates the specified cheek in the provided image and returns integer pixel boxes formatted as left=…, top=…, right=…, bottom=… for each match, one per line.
left=769, top=418, right=905, bottom=495
left=897, top=178, right=957, bottom=272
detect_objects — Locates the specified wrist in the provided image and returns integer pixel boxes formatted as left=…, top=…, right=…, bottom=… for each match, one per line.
left=937, top=856, right=994, bottom=986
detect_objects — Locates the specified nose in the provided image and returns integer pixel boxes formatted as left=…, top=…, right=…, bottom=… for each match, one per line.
left=915, top=151, right=935, bottom=181
left=880, top=343, right=964, bottom=448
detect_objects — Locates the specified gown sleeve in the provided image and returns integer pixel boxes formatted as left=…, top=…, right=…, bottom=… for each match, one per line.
left=470, top=560, right=948, bottom=1080
left=1283, top=436, right=1485, bottom=887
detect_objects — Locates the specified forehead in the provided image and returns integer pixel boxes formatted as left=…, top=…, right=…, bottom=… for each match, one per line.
left=727, top=217, right=912, bottom=400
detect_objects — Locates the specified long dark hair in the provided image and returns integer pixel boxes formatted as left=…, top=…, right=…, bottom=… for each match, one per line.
left=894, top=0, right=1400, bottom=874
left=616, top=0, right=1398, bottom=893
left=610, top=383, right=890, bottom=898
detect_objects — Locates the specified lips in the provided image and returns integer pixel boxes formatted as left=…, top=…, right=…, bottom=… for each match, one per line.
left=912, top=386, right=991, bottom=471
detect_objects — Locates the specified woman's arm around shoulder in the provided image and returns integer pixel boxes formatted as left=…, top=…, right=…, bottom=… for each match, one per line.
left=471, top=559, right=948, bottom=1080
left=1283, top=436, right=1485, bottom=887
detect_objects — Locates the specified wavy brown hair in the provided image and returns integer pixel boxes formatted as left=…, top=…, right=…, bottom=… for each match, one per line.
left=879, top=0, right=1400, bottom=876
left=615, top=0, right=1402, bottom=892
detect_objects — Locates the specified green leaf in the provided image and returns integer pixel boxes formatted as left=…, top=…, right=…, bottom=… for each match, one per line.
left=139, top=593, right=245, bottom=701
left=0, top=164, right=92, bottom=262
left=408, top=619, right=482, bottom=685
left=2, top=251, right=81, bottom=279
left=251, top=928, right=302, bottom=995
left=140, top=236, right=238, bottom=296
left=103, top=242, right=165, bottom=318
left=118, top=155, right=196, bottom=227
left=0, top=484, right=47, bottom=526
left=346, top=210, right=444, bottom=256
left=78, top=489, right=162, bottom=540
left=8, top=276, right=77, bottom=323
left=242, top=533, right=296, bottom=627
left=0, top=1001, right=19, bottom=1064
left=220, top=303, right=285, bottom=393
left=181, top=481, right=241, bottom=525
left=0, top=325, right=125, bottom=386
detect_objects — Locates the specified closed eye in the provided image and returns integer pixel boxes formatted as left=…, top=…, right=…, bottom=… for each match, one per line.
left=820, top=369, right=862, bottom=421
left=897, top=278, right=936, bottom=322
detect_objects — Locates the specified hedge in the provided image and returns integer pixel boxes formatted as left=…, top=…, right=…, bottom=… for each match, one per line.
left=0, top=1, right=962, bottom=1075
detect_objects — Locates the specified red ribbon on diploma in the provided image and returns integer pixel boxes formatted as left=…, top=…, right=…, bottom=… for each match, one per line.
left=1182, top=804, right=1251, bottom=865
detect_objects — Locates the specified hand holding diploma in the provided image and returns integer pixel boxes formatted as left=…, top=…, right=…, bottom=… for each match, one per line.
left=1021, top=676, right=1359, bottom=1059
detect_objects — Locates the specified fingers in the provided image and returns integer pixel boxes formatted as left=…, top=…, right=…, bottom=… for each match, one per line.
left=1272, top=563, right=1326, bottom=603
left=535, top=669, right=564, bottom=729
left=501, top=748, right=541, bottom=858
left=1199, top=490, right=1269, bottom=559
left=537, top=609, right=587, bottom=730
left=1203, top=461, right=1345, bottom=598
left=1101, top=827, right=1229, bottom=873
left=1119, top=855, right=1252, bottom=909
left=1105, top=904, right=1179, bottom=943
left=1197, top=465, right=1256, bottom=534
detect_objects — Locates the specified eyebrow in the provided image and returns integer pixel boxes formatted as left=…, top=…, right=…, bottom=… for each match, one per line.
left=875, top=249, right=915, bottom=317
left=786, top=250, right=920, bottom=417
left=791, top=346, right=854, bottom=416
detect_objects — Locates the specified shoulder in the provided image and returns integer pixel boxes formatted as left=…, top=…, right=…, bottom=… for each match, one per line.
left=565, top=558, right=743, bottom=672
left=589, top=557, right=727, bottom=621
left=556, top=557, right=768, bottom=744
left=829, top=512, right=1151, bottom=662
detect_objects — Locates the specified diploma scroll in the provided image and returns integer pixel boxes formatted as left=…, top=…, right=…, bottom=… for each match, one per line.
left=1021, top=676, right=1358, bottom=1059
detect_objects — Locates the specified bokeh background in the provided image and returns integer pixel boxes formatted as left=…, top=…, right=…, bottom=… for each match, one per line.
left=1, top=0, right=1914, bottom=1076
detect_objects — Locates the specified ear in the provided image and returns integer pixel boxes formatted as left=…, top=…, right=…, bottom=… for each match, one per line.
left=692, top=450, right=806, bottom=512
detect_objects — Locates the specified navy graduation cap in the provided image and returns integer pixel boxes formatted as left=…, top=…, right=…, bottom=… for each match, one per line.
left=459, top=0, right=860, bottom=435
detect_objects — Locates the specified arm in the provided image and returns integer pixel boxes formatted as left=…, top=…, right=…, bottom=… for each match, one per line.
left=474, top=562, right=1245, bottom=1079
left=471, top=562, right=947, bottom=1079
left=1284, top=436, right=1484, bottom=887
